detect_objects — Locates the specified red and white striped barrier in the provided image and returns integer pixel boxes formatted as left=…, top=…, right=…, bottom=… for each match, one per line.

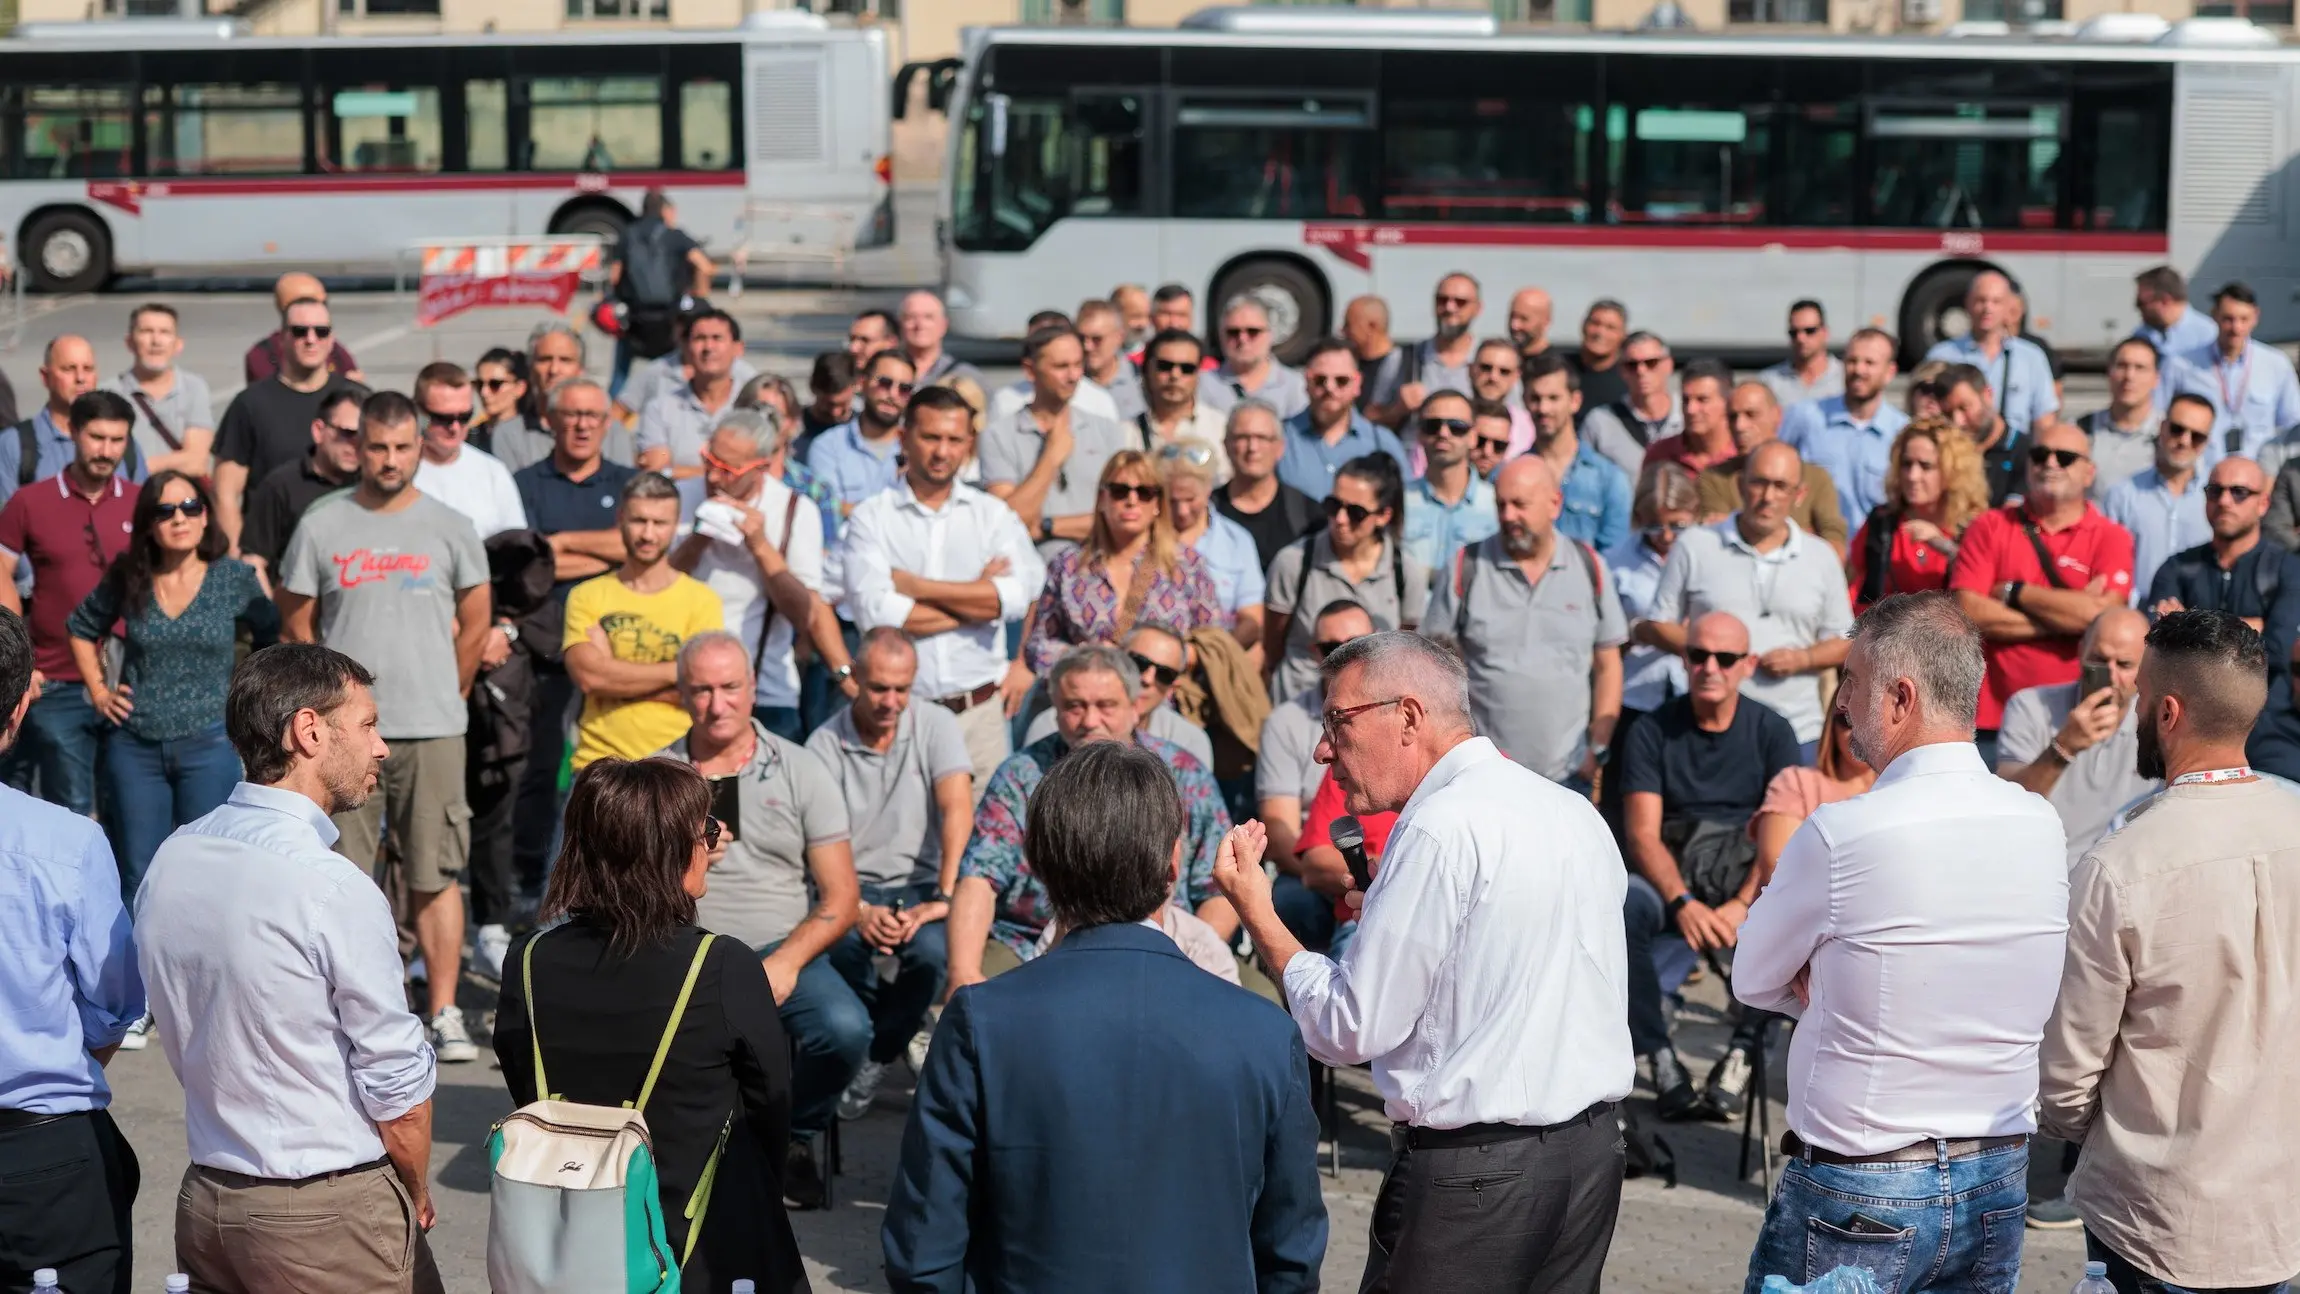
left=413, top=238, right=605, bottom=327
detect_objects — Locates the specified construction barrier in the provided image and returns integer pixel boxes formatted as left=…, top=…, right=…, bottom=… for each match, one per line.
left=404, top=237, right=607, bottom=327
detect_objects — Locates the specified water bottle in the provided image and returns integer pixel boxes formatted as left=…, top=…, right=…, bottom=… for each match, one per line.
left=31, top=1270, right=59, bottom=1292
left=165, top=1277, right=191, bottom=1293
left=2073, top=1260, right=2117, bottom=1294
left=732, top=1282, right=757, bottom=1294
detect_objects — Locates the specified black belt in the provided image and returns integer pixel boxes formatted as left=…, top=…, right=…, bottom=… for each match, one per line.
left=1398, top=1101, right=1615, bottom=1150
left=1782, top=1131, right=2027, bottom=1166
left=0, top=1107, right=86, bottom=1133
left=195, top=1157, right=392, bottom=1188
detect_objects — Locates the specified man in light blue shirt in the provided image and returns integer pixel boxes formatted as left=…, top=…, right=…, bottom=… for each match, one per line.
left=2132, top=265, right=2220, bottom=363
left=1523, top=352, right=1632, bottom=552
left=1403, top=391, right=1499, bottom=573
left=0, top=335, right=150, bottom=513
left=2166, top=280, right=2300, bottom=464
left=807, top=349, right=913, bottom=518
left=1278, top=338, right=1411, bottom=500
left=2101, top=394, right=2215, bottom=603
left=1781, top=328, right=1908, bottom=525
left=0, top=605, right=144, bottom=1294
left=1925, top=271, right=2058, bottom=442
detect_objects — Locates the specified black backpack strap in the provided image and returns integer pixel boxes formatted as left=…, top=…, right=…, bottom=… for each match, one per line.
left=14, top=419, right=35, bottom=489
left=2257, top=545, right=2283, bottom=612
left=1391, top=539, right=1415, bottom=631
left=1860, top=506, right=1896, bottom=607
left=1452, top=543, right=1479, bottom=642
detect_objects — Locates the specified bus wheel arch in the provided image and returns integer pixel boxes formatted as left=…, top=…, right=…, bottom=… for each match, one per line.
left=1207, top=255, right=1331, bottom=368
left=547, top=198, right=633, bottom=244
left=19, top=206, right=113, bottom=294
left=1896, top=260, right=2006, bottom=368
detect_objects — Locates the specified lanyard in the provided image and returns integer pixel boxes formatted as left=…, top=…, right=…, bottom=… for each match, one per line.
left=2170, top=765, right=2253, bottom=787
left=2216, top=347, right=2253, bottom=421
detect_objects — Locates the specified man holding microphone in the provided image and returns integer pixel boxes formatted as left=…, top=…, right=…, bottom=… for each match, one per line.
left=1213, top=630, right=1634, bottom=1293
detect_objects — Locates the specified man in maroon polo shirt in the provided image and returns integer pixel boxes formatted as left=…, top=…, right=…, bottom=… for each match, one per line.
left=0, top=389, right=140, bottom=815
left=1951, top=418, right=2136, bottom=764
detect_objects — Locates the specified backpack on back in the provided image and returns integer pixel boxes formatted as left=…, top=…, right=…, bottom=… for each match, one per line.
left=486, top=931, right=729, bottom=1294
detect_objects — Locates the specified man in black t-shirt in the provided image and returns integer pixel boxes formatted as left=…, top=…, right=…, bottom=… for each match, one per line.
left=1568, top=298, right=1631, bottom=416
left=1211, top=400, right=1323, bottom=574
left=214, top=297, right=339, bottom=554
left=1618, top=610, right=1799, bottom=1121
left=239, top=383, right=365, bottom=578
left=609, top=190, right=714, bottom=386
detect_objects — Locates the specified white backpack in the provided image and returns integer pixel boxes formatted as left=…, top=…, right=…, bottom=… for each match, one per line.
left=486, top=931, right=730, bottom=1294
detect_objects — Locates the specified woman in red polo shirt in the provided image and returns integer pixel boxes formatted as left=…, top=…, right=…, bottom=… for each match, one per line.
left=1846, top=417, right=1991, bottom=613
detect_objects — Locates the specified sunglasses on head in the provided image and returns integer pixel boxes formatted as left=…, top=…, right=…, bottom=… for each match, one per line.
left=1155, top=441, right=1216, bottom=469
left=1686, top=647, right=1747, bottom=669
left=1150, top=357, right=1198, bottom=376
left=1419, top=417, right=1473, bottom=439
left=153, top=498, right=207, bottom=521
left=1323, top=495, right=1379, bottom=526
left=2205, top=483, right=2261, bottom=503
left=1104, top=482, right=1162, bottom=504
left=1129, top=651, right=1182, bottom=687
left=287, top=324, right=332, bottom=340
left=2027, top=446, right=2087, bottom=469
left=702, top=816, right=723, bottom=851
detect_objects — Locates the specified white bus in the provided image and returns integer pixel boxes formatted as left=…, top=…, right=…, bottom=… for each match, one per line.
left=938, top=8, right=2300, bottom=363
left=0, top=14, right=892, bottom=291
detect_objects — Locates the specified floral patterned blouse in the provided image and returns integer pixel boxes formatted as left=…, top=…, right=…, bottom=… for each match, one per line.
left=1022, top=545, right=1226, bottom=674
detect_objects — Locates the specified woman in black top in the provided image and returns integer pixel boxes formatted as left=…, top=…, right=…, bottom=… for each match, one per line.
left=494, top=757, right=808, bottom=1294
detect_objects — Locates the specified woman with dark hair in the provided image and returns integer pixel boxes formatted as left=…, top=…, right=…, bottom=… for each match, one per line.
left=68, top=469, right=278, bottom=898
left=469, top=346, right=538, bottom=454
left=1262, top=451, right=1427, bottom=699
left=494, top=756, right=806, bottom=1294
left=1022, top=450, right=1225, bottom=674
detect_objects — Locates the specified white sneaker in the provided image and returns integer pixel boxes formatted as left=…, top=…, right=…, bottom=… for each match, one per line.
left=117, top=1015, right=153, bottom=1051
left=430, top=1006, right=478, bottom=1063
left=906, top=1009, right=939, bottom=1075
left=837, top=1060, right=886, bottom=1121
left=474, top=924, right=512, bottom=983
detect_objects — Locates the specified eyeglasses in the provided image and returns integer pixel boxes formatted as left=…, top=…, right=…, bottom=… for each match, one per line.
left=1150, top=358, right=1198, bottom=376
left=1322, top=696, right=1403, bottom=738
left=1419, top=417, right=1473, bottom=439
left=1154, top=441, right=1216, bottom=469
left=871, top=376, right=916, bottom=395
left=1788, top=325, right=1825, bottom=338
left=2027, top=446, right=2087, bottom=469
left=2205, top=483, right=2262, bottom=503
left=702, top=816, right=723, bottom=850
left=1223, top=326, right=1267, bottom=339
left=699, top=447, right=766, bottom=478
left=1622, top=356, right=1668, bottom=372
left=1104, top=482, right=1162, bottom=504
left=477, top=377, right=518, bottom=393
left=423, top=409, right=470, bottom=428
left=2164, top=427, right=2212, bottom=448
left=1129, top=651, right=1182, bottom=687
left=1322, top=495, right=1379, bottom=526
left=153, top=498, right=207, bottom=521
left=1685, top=647, right=1747, bottom=669
left=1474, top=435, right=1511, bottom=455
left=287, top=324, right=332, bottom=340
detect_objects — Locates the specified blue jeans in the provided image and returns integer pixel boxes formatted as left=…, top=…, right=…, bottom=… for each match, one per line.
left=0, top=681, right=106, bottom=817
left=764, top=938, right=870, bottom=1133
left=825, top=881, right=948, bottom=1066
left=2088, top=1233, right=2292, bottom=1294
left=103, top=723, right=239, bottom=901
left=1743, top=1141, right=2030, bottom=1294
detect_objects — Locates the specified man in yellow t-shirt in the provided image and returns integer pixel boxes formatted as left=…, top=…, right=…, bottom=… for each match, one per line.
left=563, top=472, right=724, bottom=767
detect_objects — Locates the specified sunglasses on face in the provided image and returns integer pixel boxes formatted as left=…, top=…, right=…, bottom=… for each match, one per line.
left=1223, top=326, right=1267, bottom=339
left=1420, top=417, right=1473, bottom=439
left=1150, top=357, right=1198, bottom=376
left=1622, top=356, right=1667, bottom=372
left=477, top=377, right=518, bottom=393
left=1104, top=482, right=1162, bottom=504
left=1473, top=361, right=1519, bottom=377
left=153, top=498, right=207, bottom=521
left=1307, top=374, right=1356, bottom=390
left=1129, top=651, right=1182, bottom=687
left=1686, top=647, right=1747, bottom=669
left=424, top=409, right=469, bottom=428
left=1641, top=522, right=1686, bottom=540
left=871, top=376, right=915, bottom=395
left=2164, top=428, right=2212, bottom=448
left=1789, top=325, right=1824, bottom=338
left=325, top=420, right=361, bottom=439
left=1323, top=496, right=1379, bottom=526
left=2027, top=446, right=2087, bottom=469
left=2205, top=483, right=2262, bottom=503
left=1475, top=435, right=1511, bottom=455
left=702, top=816, right=723, bottom=850
left=287, top=324, right=332, bottom=340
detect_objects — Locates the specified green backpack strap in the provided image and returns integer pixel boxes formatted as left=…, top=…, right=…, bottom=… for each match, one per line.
left=630, top=933, right=715, bottom=1112
left=520, top=930, right=553, bottom=1102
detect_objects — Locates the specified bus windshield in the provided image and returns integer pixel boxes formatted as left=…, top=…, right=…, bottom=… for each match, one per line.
left=954, top=88, right=1145, bottom=253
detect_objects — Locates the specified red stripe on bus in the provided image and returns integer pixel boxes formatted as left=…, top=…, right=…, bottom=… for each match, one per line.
left=1301, top=222, right=2168, bottom=268
left=85, top=170, right=746, bottom=213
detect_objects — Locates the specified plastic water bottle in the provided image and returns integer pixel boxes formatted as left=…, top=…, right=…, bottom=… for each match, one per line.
left=31, top=1270, right=59, bottom=1292
left=732, top=1282, right=756, bottom=1294
left=2074, top=1260, right=2118, bottom=1294
left=165, top=1277, right=191, bottom=1293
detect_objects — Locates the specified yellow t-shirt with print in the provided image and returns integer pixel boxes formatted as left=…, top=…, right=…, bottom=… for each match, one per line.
left=562, top=572, right=724, bottom=769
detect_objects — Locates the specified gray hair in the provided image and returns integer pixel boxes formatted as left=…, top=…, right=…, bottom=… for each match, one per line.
left=712, top=407, right=782, bottom=459
left=1850, top=591, right=1983, bottom=730
left=1219, top=295, right=1270, bottom=325
left=528, top=319, right=588, bottom=365
left=1124, top=621, right=1186, bottom=655
left=674, top=630, right=751, bottom=688
left=548, top=376, right=607, bottom=414
left=1225, top=399, right=1281, bottom=437
left=1319, top=631, right=1472, bottom=733
left=1049, top=643, right=1140, bottom=704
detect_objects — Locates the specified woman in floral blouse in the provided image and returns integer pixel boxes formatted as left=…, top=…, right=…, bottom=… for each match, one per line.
left=1023, top=451, right=1225, bottom=674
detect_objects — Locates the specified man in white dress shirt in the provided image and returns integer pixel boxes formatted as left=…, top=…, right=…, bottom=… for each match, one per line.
left=409, top=361, right=527, bottom=539
left=137, top=644, right=442, bottom=1293
left=1214, top=630, right=1633, bottom=1294
left=1734, top=591, right=2069, bottom=1294
left=841, top=385, right=1046, bottom=791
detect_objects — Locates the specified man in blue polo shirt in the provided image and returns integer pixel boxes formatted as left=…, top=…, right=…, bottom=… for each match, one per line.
left=1925, top=270, right=2058, bottom=443
left=1523, top=351, right=1632, bottom=552
left=1781, top=327, right=1908, bottom=525
left=1277, top=338, right=1410, bottom=501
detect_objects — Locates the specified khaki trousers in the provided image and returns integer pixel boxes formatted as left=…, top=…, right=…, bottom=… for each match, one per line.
left=176, top=1161, right=443, bottom=1294
left=951, top=693, right=1012, bottom=803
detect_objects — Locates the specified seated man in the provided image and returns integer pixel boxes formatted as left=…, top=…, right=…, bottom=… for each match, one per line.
left=656, top=630, right=860, bottom=1208
left=1618, top=611, right=1800, bottom=1121
left=1998, top=607, right=2160, bottom=867
left=1023, top=622, right=1214, bottom=768
left=1257, top=601, right=1377, bottom=951
left=947, top=644, right=1234, bottom=991
left=808, top=628, right=974, bottom=1122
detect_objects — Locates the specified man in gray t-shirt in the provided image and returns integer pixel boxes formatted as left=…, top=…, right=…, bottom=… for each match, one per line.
left=1996, top=607, right=2159, bottom=865
left=978, top=327, right=1128, bottom=561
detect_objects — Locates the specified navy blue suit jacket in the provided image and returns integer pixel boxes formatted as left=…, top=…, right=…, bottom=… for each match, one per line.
left=882, top=920, right=1328, bottom=1293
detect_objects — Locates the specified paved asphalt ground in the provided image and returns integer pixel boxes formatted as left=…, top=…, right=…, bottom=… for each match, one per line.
left=7, top=188, right=2101, bottom=1291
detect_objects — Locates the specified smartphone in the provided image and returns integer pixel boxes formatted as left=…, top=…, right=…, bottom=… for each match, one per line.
left=1843, top=1212, right=1904, bottom=1237
left=2079, top=661, right=2114, bottom=700
left=709, top=774, right=742, bottom=846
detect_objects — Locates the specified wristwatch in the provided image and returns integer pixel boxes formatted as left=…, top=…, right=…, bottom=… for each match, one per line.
left=1039, top=515, right=1058, bottom=544
left=1588, top=743, right=1610, bottom=764
left=2006, top=580, right=2026, bottom=611
left=830, top=662, right=854, bottom=682
left=1664, top=893, right=1693, bottom=925
left=930, top=890, right=954, bottom=905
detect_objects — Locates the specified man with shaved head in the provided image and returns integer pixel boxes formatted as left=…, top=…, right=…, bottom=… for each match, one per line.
left=1696, top=380, right=1848, bottom=556
left=1618, top=609, right=1801, bottom=1120
left=1999, top=606, right=2159, bottom=866
left=1429, top=454, right=1624, bottom=792
left=1342, top=295, right=1407, bottom=426
left=2, top=334, right=149, bottom=512
left=244, top=271, right=360, bottom=386
left=1508, top=286, right=1553, bottom=356
left=2149, top=453, right=2300, bottom=634
left=1926, top=269, right=2059, bottom=444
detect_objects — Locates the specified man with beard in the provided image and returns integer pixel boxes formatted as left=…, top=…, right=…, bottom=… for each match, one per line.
left=1394, top=272, right=1484, bottom=418
left=2042, top=611, right=2300, bottom=1294
left=1277, top=339, right=1410, bottom=501
left=1580, top=331, right=1682, bottom=479
left=279, top=391, right=493, bottom=1065
left=1525, top=351, right=1632, bottom=552
left=1932, top=361, right=2027, bottom=505
left=1998, top=607, right=2159, bottom=866
left=1508, top=287, right=1553, bottom=357
left=1132, top=327, right=1228, bottom=475
left=1757, top=300, right=1843, bottom=411
left=214, top=298, right=341, bottom=549
left=981, top=323, right=1128, bottom=561
left=1780, top=328, right=1906, bottom=524
left=1401, top=389, right=1499, bottom=573
left=2102, top=394, right=2214, bottom=602
left=2152, top=455, right=2300, bottom=634
left=1200, top=297, right=1309, bottom=421
left=809, top=348, right=916, bottom=519
left=1736, top=591, right=2068, bottom=1294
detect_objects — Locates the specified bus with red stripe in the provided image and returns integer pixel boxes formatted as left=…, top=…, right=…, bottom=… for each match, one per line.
left=0, top=14, right=891, bottom=292
left=937, top=7, right=2299, bottom=364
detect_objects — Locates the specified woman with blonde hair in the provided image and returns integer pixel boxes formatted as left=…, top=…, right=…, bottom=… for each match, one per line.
left=1845, top=416, right=1989, bottom=611
left=1022, top=450, right=1224, bottom=673
left=1156, top=438, right=1264, bottom=651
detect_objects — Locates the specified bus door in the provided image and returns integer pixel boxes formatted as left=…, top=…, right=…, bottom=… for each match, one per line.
left=2171, top=61, right=2297, bottom=338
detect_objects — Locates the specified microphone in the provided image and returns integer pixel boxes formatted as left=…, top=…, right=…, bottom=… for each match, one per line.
left=1332, top=815, right=1373, bottom=894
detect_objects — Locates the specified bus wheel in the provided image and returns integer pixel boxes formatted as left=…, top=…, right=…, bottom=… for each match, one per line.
left=1210, top=259, right=1328, bottom=367
left=1898, top=265, right=1983, bottom=366
left=550, top=202, right=630, bottom=244
left=22, top=209, right=111, bottom=294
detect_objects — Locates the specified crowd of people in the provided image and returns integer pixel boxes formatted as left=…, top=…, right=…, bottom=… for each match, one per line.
left=6, top=226, right=2300, bottom=1294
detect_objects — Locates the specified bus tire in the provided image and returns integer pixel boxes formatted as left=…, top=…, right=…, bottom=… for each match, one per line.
left=1209, top=258, right=1328, bottom=367
left=22, top=208, right=111, bottom=294
left=1898, top=264, right=1987, bottom=367
left=550, top=201, right=631, bottom=244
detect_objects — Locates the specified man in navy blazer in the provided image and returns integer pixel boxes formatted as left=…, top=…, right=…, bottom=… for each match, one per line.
left=883, top=738, right=1328, bottom=1293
